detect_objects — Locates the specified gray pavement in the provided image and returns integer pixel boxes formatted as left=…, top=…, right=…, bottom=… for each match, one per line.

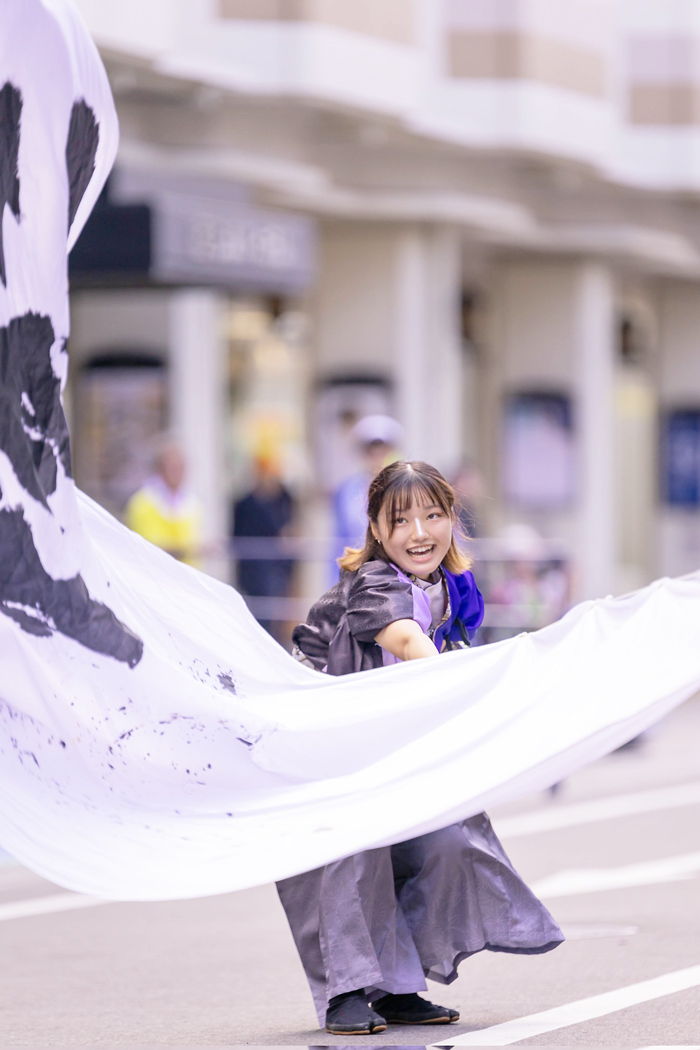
left=1, top=697, right=699, bottom=1046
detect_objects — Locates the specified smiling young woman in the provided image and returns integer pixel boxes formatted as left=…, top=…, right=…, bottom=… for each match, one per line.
left=278, top=460, right=564, bottom=1035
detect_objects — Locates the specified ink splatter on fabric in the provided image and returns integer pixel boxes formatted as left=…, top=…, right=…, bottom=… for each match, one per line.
left=217, top=672, right=238, bottom=695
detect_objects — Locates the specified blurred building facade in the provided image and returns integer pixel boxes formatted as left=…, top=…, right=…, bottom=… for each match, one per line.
left=67, top=0, right=700, bottom=598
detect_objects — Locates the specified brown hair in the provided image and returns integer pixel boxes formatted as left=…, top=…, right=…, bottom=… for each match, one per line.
left=338, top=460, right=472, bottom=574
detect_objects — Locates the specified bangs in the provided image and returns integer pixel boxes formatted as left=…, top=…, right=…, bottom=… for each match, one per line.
left=383, top=472, right=452, bottom=531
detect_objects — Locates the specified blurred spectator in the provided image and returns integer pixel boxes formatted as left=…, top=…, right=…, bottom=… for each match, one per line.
left=486, top=524, right=569, bottom=642
left=125, top=437, right=202, bottom=566
left=332, top=415, right=404, bottom=574
left=232, top=457, right=295, bottom=638
left=453, top=460, right=487, bottom=538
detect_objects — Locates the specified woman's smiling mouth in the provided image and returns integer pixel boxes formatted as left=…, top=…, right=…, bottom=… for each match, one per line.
left=407, top=544, right=435, bottom=558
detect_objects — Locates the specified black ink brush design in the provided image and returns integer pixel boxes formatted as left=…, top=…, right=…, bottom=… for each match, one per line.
left=0, top=95, right=143, bottom=666
left=0, top=82, right=21, bottom=286
left=66, top=99, right=98, bottom=229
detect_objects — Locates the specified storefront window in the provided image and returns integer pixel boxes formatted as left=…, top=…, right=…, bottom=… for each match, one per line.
left=73, top=352, right=168, bottom=518
left=226, top=299, right=310, bottom=496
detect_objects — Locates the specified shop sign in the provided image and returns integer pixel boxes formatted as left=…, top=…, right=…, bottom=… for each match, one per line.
left=154, top=190, right=315, bottom=293
left=662, top=408, right=700, bottom=507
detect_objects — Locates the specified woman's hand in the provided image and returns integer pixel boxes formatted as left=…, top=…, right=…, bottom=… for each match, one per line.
left=374, top=619, right=439, bottom=662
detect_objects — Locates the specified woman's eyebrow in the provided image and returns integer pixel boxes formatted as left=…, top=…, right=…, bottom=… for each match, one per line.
left=392, top=500, right=440, bottom=516
left=396, top=502, right=440, bottom=513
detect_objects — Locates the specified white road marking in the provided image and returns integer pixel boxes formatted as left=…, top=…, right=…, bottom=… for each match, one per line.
left=530, top=851, right=700, bottom=899
left=560, top=923, right=639, bottom=939
left=429, top=964, right=700, bottom=1046
left=0, top=892, right=108, bottom=921
left=496, top=781, right=700, bottom=838
left=0, top=786, right=697, bottom=926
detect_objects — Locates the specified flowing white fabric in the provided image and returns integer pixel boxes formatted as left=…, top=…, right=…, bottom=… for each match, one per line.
left=4, top=492, right=700, bottom=900
left=0, top=0, right=699, bottom=902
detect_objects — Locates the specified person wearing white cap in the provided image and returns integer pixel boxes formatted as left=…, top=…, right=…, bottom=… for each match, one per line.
left=331, top=416, right=404, bottom=578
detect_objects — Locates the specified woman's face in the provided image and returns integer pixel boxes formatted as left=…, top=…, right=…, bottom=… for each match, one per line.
left=373, top=494, right=453, bottom=579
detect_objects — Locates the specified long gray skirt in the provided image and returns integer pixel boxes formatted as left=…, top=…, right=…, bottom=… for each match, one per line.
left=277, top=813, right=564, bottom=1024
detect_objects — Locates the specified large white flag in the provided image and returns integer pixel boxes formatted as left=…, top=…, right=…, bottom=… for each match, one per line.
left=0, top=0, right=699, bottom=902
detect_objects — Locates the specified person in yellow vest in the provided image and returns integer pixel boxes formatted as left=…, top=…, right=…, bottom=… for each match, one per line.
left=125, top=439, right=202, bottom=567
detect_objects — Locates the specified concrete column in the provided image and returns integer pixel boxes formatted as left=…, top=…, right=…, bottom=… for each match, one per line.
left=394, top=227, right=428, bottom=459
left=573, top=262, right=616, bottom=600
left=169, top=289, right=228, bottom=578
left=397, top=225, right=463, bottom=473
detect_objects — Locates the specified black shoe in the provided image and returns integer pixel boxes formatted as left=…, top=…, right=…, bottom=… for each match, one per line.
left=371, top=992, right=459, bottom=1025
left=325, top=990, right=388, bottom=1035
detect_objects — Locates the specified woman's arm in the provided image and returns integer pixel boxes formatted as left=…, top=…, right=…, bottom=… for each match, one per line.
left=374, top=619, right=439, bottom=662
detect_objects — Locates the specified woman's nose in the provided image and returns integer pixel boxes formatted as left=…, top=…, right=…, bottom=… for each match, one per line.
left=412, top=516, right=428, bottom=538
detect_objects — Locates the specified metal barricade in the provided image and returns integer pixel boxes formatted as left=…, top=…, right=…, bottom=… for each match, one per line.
left=228, top=536, right=571, bottom=639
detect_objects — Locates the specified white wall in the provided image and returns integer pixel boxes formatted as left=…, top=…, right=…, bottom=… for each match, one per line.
left=70, top=289, right=171, bottom=366
left=73, top=0, right=700, bottom=193
left=498, top=262, right=578, bottom=387
left=312, top=221, right=464, bottom=476
left=658, top=283, right=700, bottom=401
left=314, top=225, right=400, bottom=375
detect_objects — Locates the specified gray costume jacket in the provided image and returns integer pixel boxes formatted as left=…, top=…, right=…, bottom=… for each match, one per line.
left=292, top=557, right=485, bottom=674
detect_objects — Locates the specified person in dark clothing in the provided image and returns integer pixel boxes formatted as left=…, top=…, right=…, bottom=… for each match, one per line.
left=232, top=458, right=295, bottom=638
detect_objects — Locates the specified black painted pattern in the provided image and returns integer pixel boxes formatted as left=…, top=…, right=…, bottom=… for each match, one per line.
left=0, top=80, right=143, bottom=666
left=0, top=506, right=143, bottom=666
left=0, top=82, right=21, bottom=286
left=0, top=312, right=72, bottom=506
left=66, top=100, right=98, bottom=229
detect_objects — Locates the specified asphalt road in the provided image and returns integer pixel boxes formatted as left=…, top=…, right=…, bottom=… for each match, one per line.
left=1, top=696, right=699, bottom=1047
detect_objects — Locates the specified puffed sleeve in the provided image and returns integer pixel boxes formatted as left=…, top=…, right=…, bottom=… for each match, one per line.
left=346, top=560, right=415, bottom=643
left=291, top=579, right=347, bottom=672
